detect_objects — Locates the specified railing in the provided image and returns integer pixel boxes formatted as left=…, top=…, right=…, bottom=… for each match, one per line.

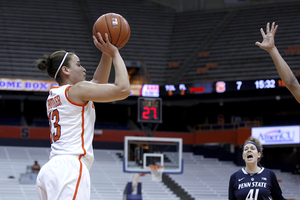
left=193, top=121, right=260, bottom=132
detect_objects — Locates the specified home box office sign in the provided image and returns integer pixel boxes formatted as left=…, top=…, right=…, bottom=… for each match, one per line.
left=0, top=78, right=57, bottom=92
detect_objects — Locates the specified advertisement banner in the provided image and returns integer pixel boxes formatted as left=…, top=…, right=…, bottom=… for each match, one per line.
left=0, top=78, right=58, bottom=92
left=251, top=126, right=300, bottom=145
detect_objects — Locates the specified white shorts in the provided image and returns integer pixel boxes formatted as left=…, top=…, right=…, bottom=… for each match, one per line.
left=36, top=155, right=90, bottom=200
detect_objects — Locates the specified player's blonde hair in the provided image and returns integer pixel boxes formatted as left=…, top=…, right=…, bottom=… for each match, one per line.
left=244, top=137, right=263, bottom=161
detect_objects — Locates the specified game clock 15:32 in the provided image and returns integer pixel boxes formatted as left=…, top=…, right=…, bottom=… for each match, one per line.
left=137, top=97, right=162, bottom=123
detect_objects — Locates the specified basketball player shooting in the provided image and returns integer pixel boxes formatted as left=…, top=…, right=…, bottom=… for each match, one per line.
left=35, top=31, right=130, bottom=199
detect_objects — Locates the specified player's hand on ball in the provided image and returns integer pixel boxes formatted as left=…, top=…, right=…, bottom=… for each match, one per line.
left=93, top=32, right=118, bottom=58
left=92, top=13, right=130, bottom=49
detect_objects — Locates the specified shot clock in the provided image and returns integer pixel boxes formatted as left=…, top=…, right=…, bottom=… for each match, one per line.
left=137, top=97, right=162, bottom=123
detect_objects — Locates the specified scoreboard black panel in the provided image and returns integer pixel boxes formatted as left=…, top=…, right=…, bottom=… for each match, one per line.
left=159, top=78, right=287, bottom=96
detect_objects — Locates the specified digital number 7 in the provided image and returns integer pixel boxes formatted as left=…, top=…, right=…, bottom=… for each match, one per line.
left=236, top=81, right=242, bottom=90
left=150, top=107, right=157, bottom=119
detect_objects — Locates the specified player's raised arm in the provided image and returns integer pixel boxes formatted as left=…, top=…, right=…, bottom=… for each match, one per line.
left=91, top=52, right=112, bottom=84
left=91, top=13, right=130, bottom=84
left=94, top=32, right=131, bottom=100
left=69, top=32, right=130, bottom=103
left=255, top=22, right=300, bottom=103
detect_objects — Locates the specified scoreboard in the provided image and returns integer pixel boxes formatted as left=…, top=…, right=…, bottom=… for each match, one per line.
left=0, top=78, right=287, bottom=97
left=219, top=79, right=285, bottom=92
left=159, top=78, right=287, bottom=96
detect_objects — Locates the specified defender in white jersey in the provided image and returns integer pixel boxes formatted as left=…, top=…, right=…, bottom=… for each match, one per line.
left=35, top=32, right=131, bottom=200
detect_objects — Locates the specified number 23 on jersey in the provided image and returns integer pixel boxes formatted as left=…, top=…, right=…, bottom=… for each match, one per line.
left=49, top=109, right=61, bottom=143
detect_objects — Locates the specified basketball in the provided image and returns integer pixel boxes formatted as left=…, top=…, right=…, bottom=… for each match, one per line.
left=93, top=13, right=131, bottom=49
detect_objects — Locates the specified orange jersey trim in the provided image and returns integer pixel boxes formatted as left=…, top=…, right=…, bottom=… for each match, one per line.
left=72, top=155, right=83, bottom=200
left=80, top=106, right=87, bottom=156
left=71, top=103, right=87, bottom=200
left=64, top=85, right=89, bottom=107
left=50, top=86, right=60, bottom=90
